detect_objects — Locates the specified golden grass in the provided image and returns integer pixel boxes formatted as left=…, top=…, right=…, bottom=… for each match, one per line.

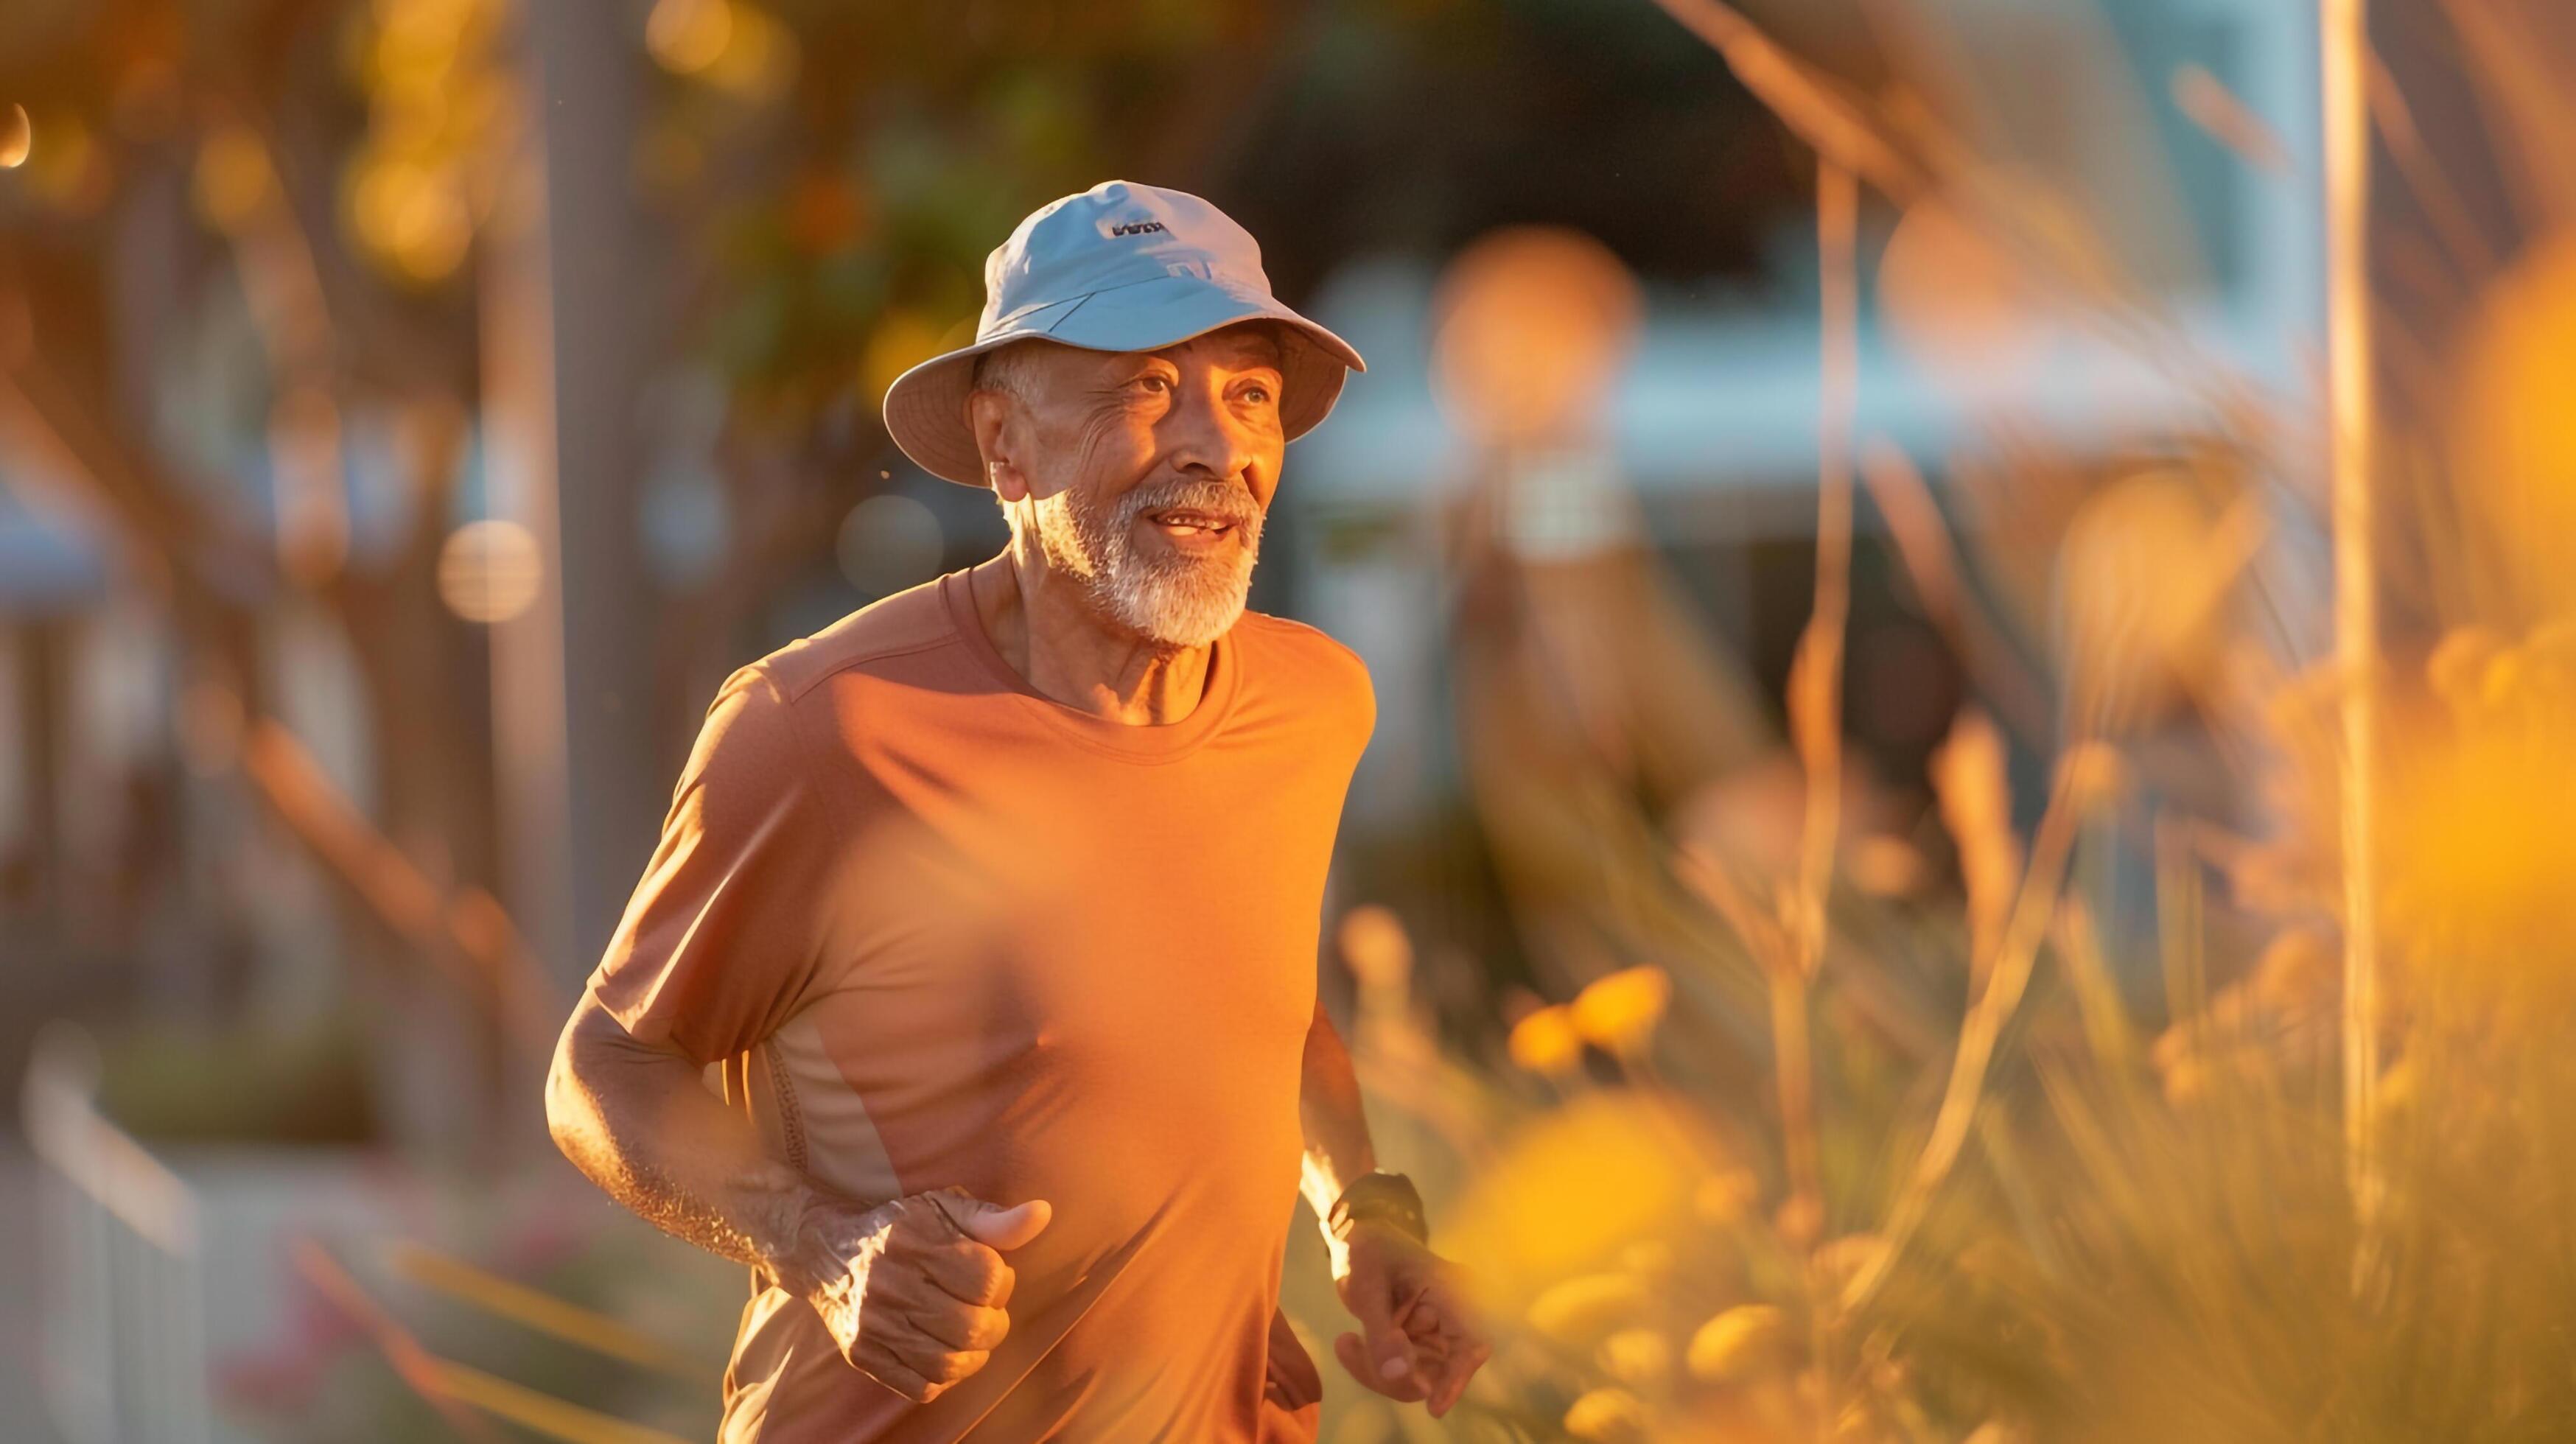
left=1317, top=6, right=2576, bottom=1439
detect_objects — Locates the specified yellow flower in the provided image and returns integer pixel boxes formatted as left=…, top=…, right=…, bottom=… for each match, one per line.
left=2447, top=233, right=2576, bottom=624
left=1687, top=1305, right=1791, bottom=1384
left=1507, top=1004, right=1585, bottom=1077
left=1526, top=1273, right=1649, bottom=1348
left=2378, top=639, right=2576, bottom=1005
left=1441, top=1093, right=1712, bottom=1308
left=1563, top=1386, right=1653, bottom=1443
left=1572, top=966, right=1671, bottom=1057
left=1596, top=1328, right=1675, bottom=1388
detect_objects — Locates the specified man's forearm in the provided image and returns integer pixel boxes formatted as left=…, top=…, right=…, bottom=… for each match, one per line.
left=545, top=993, right=861, bottom=1293
left=1298, top=1001, right=1379, bottom=1227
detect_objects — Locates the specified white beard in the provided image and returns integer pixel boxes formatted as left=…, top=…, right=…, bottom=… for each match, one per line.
left=1026, top=478, right=1263, bottom=648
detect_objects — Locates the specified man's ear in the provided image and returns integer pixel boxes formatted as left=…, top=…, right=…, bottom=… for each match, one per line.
left=965, top=389, right=1030, bottom=502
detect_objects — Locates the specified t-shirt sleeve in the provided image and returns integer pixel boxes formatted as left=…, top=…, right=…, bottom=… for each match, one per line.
left=1312, top=630, right=1376, bottom=760
left=586, top=662, right=843, bottom=1065
left=1344, top=647, right=1378, bottom=754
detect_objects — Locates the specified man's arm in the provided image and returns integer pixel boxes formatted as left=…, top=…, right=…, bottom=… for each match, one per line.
left=1298, top=1000, right=1491, bottom=1419
left=545, top=992, right=840, bottom=1284
left=1296, top=998, right=1378, bottom=1258
left=545, top=993, right=1046, bottom=1402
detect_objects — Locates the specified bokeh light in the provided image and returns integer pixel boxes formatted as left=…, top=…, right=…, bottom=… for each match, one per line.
left=349, top=153, right=472, bottom=282
left=192, top=125, right=278, bottom=231
left=0, top=103, right=29, bottom=169
left=1430, top=226, right=1640, bottom=450
left=833, top=494, right=943, bottom=599
left=1879, top=171, right=2085, bottom=387
left=646, top=0, right=734, bottom=77
left=436, top=519, right=545, bottom=623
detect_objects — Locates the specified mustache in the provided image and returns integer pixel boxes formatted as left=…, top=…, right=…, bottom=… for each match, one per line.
left=1113, top=478, right=1262, bottom=530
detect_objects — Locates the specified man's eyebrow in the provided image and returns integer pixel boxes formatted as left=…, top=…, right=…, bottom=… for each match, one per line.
left=1151, top=334, right=1286, bottom=370
left=1211, top=340, right=1286, bottom=371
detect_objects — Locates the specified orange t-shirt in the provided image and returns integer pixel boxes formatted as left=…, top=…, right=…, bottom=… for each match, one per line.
left=586, top=568, right=1373, bottom=1443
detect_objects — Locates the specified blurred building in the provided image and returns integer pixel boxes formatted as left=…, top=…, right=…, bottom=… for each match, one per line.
left=1280, top=0, right=2323, bottom=830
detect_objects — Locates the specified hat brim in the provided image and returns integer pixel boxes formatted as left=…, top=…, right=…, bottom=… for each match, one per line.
left=881, top=275, right=1367, bottom=487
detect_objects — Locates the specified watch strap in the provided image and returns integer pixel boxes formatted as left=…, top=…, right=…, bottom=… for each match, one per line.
left=1326, top=1171, right=1429, bottom=1247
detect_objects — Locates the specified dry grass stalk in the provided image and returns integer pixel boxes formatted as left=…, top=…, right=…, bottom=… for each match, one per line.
left=2433, top=0, right=2576, bottom=226
left=1779, top=167, right=1861, bottom=1196
left=2323, top=0, right=2385, bottom=1264
left=300, top=1237, right=694, bottom=1444
left=2169, top=64, right=2294, bottom=178
left=1839, top=743, right=2111, bottom=1317
left=293, top=1237, right=503, bottom=1442
left=1775, top=155, right=1863, bottom=1440
left=1930, top=709, right=2020, bottom=982
left=2051, top=896, right=2136, bottom=1070
left=385, top=1240, right=718, bottom=1386
left=424, top=1359, right=695, bottom=1444
left=2154, top=817, right=2210, bottom=1053
left=2362, top=49, right=2496, bottom=276
left=1646, top=0, right=1917, bottom=199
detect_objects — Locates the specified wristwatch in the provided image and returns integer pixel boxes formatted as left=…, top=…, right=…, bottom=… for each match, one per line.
left=1326, top=1171, right=1429, bottom=1247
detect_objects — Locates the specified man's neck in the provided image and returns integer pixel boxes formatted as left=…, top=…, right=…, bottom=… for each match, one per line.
left=965, top=550, right=1214, bottom=725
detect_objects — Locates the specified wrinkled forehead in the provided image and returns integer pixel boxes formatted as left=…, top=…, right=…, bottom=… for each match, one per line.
left=1138, top=320, right=1287, bottom=370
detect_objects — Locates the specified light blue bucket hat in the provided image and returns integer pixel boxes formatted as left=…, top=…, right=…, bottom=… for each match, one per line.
left=881, top=180, right=1368, bottom=486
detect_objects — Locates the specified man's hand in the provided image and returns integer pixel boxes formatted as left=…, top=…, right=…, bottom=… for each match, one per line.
left=789, top=1186, right=1052, bottom=1403
left=1331, top=1223, right=1492, bottom=1419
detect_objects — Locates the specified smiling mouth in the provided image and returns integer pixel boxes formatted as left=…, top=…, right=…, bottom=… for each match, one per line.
left=1144, top=508, right=1242, bottom=536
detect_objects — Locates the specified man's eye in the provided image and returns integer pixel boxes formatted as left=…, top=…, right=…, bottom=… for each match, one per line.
left=1241, top=385, right=1273, bottom=406
left=1133, top=375, right=1173, bottom=395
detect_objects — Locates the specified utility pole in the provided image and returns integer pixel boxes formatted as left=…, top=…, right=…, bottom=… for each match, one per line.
left=480, top=1, right=665, bottom=1001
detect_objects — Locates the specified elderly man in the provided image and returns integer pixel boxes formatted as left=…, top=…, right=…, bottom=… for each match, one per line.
left=546, top=180, right=1489, bottom=1443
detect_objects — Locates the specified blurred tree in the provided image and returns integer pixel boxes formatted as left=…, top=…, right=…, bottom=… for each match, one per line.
left=0, top=0, right=1796, bottom=1147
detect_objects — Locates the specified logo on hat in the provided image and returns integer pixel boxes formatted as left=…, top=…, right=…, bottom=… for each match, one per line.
left=882, top=180, right=1365, bottom=488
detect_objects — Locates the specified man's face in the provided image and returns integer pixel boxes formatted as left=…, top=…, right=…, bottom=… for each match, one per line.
left=990, top=323, right=1287, bottom=648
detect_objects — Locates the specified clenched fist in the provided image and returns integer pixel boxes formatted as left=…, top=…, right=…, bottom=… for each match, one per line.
left=787, top=1186, right=1053, bottom=1403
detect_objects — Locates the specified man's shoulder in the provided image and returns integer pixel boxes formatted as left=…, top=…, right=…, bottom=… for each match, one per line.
left=743, top=575, right=967, bottom=706
left=1233, top=610, right=1375, bottom=733
left=1235, top=609, right=1366, bottom=676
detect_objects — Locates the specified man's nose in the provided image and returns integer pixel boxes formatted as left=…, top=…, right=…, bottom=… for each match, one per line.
left=1160, top=377, right=1258, bottom=485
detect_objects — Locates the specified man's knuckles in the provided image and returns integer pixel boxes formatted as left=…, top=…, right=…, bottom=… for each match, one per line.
left=853, top=1339, right=992, bottom=1401
left=956, top=1303, right=1010, bottom=1350
left=923, top=1347, right=991, bottom=1384
left=904, top=1296, right=1011, bottom=1353
left=850, top=1342, right=935, bottom=1401
left=923, top=1239, right=1013, bottom=1305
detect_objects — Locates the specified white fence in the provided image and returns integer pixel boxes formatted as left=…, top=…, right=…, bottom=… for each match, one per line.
left=21, top=1023, right=212, bottom=1444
